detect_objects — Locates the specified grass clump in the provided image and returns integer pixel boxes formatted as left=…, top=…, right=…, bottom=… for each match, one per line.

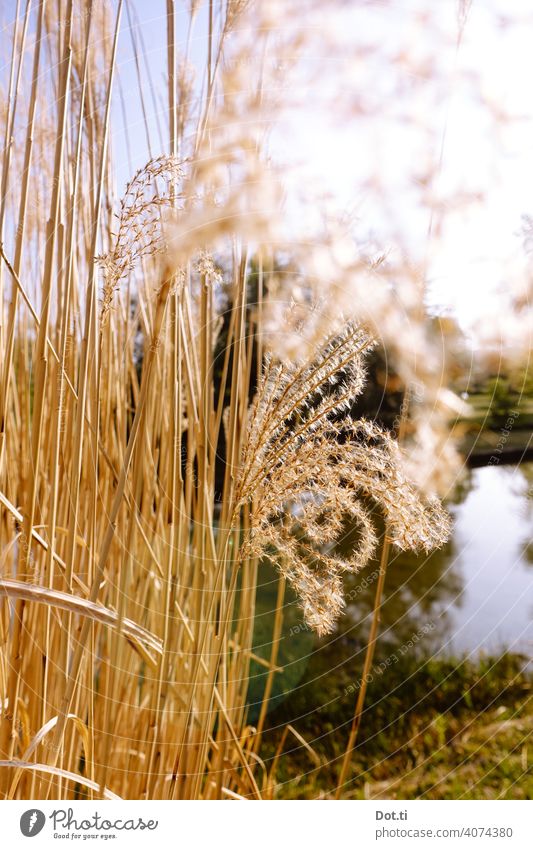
left=262, top=649, right=532, bottom=799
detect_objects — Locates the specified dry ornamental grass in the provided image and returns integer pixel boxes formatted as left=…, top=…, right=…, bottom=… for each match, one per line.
left=0, top=0, right=460, bottom=800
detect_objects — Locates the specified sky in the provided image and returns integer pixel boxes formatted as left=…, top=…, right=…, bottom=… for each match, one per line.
left=115, top=0, right=533, bottom=332
left=272, top=0, right=533, bottom=330
left=2, top=0, right=533, bottom=333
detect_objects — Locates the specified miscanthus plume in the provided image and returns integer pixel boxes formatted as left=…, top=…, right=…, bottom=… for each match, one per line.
left=235, top=321, right=450, bottom=635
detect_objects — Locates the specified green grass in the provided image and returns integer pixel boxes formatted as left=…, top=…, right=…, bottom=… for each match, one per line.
left=260, top=649, right=532, bottom=799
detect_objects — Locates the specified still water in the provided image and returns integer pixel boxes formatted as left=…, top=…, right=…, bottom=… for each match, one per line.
left=341, top=463, right=533, bottom=659
left=420, top=463, right=532, bottom=656
left=251, top=463, right=533, bottom=708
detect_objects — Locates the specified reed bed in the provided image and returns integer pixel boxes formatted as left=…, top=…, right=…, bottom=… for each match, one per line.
left=0, top=0, right=452, bottom=799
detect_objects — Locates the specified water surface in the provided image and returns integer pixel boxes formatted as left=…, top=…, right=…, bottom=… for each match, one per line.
left=250, top=464, right=533, bottom=713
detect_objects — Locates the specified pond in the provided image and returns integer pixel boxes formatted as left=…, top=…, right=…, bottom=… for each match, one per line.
left=249, top=463, right=533, bottom=713
left=428, top=463, right=533, bottom=657
left=340, top=461, right=533, bottom=660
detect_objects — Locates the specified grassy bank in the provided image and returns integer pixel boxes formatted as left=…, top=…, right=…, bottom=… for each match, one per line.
left=260, top=650, right=532, bottom=799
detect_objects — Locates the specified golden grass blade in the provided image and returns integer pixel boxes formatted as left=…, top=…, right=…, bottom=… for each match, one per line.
left=0, top=580, right=162, bottom=656
left=0, top=761, right=121, bottom=800
left=8, top=713, right=90, bottom=799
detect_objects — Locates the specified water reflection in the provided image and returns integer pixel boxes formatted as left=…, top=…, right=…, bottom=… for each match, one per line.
left=249, top=464, right=533, bottom=716
left=343, top=463, right=533, bottom=657
left=439, top=463, right=533, bottom=656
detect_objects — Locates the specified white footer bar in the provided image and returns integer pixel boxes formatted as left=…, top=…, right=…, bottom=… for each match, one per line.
left=2, top=799, right=532, bottom=848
